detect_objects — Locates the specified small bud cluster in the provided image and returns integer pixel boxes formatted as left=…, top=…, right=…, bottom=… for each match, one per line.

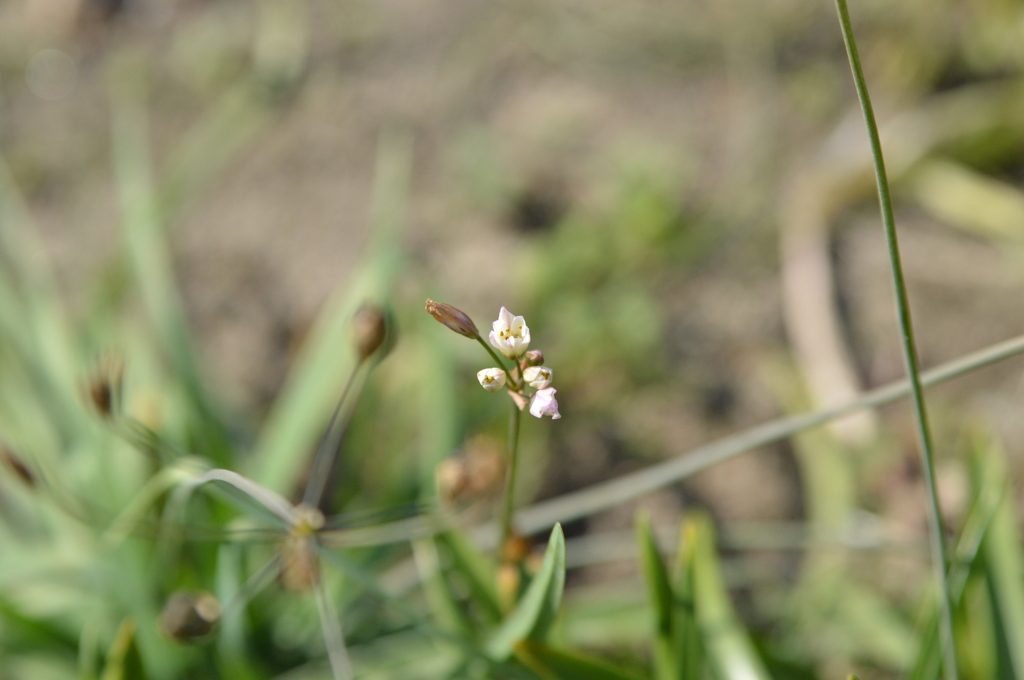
left=426, top=301, right=561, bottom=419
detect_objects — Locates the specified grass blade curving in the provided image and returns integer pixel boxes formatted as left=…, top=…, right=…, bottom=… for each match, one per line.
left=832, top=1, right=958, bottom=677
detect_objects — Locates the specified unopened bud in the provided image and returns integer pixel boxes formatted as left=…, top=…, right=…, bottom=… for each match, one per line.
left=477, top=368, right=506, bottom=392
left=522, top=366, right=552, bottom=390
left=523, top=350, right=544, bottom=367
left=159, top=590, right=221, bottom=642
left=352, top=304, right=391, bottom=360
left=425, top=300, right=479, bottom=339
left=84, top=353, right=124, bottom=420
left=1, top=445, right=35, bottom=488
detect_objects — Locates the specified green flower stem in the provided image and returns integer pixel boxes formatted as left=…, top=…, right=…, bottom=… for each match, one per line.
left=475, top=336, right=518, bottom=388
left=302, top=360, right=364, bottom=508
left=499, top=400, right=523, bottom=553
left=833, top=1, right=959, bottom=678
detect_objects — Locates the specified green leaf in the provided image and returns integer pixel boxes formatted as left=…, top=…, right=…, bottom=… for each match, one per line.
left=488, top=524, right=566, bottom=660
left=110, top=55, right=234, bottom=464
left=908, top=448, right=1001, bottom=680
left=672, top=521, right=704, bottom=680
left=100, top=619, right=145, bottom=680
left=635, top=513, right=676, bottom=680
left=975, top=438, right=1024, bottom=679
left=515, top=639, right=647, bottom=680
left=413, top=538, right=475, bottom=638
left=689, top=513, right=770, bottom=680
left=437, top=529, right=503, bottom=624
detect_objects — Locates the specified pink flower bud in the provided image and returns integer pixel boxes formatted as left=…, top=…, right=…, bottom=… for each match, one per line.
left=529, top=387, right=561, bottom=419
left=425, top=300, right=480, bottom=339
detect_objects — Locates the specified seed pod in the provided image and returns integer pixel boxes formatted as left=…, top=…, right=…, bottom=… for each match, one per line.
left=0, top=445, right=35, bottom=488
left=425, top=300, right=479, bottom=339
left=352, top=304, right=391, bottom=360
left=159, top=591, right=221, bottom=642
left=84, top=353, right=124, bottom=419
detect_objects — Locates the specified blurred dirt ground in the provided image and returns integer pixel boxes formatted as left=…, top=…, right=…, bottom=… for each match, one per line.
left=4, top=0, right=1024, bottom=645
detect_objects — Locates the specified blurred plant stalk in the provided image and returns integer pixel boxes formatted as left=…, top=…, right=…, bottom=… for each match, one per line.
left=833, top=0, right=959, bottom=678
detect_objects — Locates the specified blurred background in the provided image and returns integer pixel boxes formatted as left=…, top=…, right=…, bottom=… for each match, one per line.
left=4, top=0, right=1024, bottom=677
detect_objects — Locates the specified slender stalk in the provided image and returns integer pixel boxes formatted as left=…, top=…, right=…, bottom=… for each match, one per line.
left=833, top=2, right=958, bottom=678
left=303, top=363, right=363, bottom=508
left=499, top=401, right=523, bottom=552
left=475, top=337, right=515, bottom=386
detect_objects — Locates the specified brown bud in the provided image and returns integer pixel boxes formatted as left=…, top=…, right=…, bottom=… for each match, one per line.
left=1, top=444, right=35, bottom=488
left=425, top=300, right=479, bottom=339
left=434, top=436, right=505, bottom=508
left=84, top=353, right=124, bottom=420
left=159, top=590, right=221, bottom=642
left=523, top=350, right=544, bottom=367
left=352, top=304, right=391, bottom=360
left=501, top=532, right=532, bottom=564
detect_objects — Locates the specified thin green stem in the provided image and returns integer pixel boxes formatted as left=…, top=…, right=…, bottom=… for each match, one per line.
left=833, top=2, right=958, bottom=678
left=475, top=337, right=516, bottom=386
left=499, top=401, right=523, bottom=552
left=302, top=361, right=364, bottom=508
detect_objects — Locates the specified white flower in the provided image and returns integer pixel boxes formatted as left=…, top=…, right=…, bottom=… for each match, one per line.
left=488, top=306, right=531, bottom=359
left=477, top=368, right=507, bottom=392
left=523, top=366, right=553, bottom=390
left=529, top=387, right=561, bottom=419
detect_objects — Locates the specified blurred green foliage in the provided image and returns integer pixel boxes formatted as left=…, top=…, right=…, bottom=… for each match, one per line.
left=4, top=0, right=1024, bottom=678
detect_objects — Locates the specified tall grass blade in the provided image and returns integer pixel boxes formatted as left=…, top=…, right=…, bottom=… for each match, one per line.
left=832, top=1, right=958, bottom=677
left=109, top=55, right=232, bottom=464
left=635, top=513, right=678, bottom=680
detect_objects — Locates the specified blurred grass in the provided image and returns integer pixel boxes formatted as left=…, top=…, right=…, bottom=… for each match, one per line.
left=4, top=0, right=1024, bottom=678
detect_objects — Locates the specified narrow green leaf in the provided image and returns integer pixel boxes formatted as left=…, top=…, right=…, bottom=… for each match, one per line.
left=413, top=538, right=475, bottom=637
left=437, top=529, right=503, bottom=624
left=635, top=513, right=676, bottom=680
left=975, top=439, right=1024, bottom=679
left=672, top=521, right=704, bottom=680
left=690, top=513, right=770, bottom=680
left=908, top=436, right=1003, bottom=680
left=109, top=55, right=232, bottom=464
left=488, top=524, right=566, bottom=660
left=100, top=619, right=145, bottom=680
left=516, top=639, right=647, bottom=680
